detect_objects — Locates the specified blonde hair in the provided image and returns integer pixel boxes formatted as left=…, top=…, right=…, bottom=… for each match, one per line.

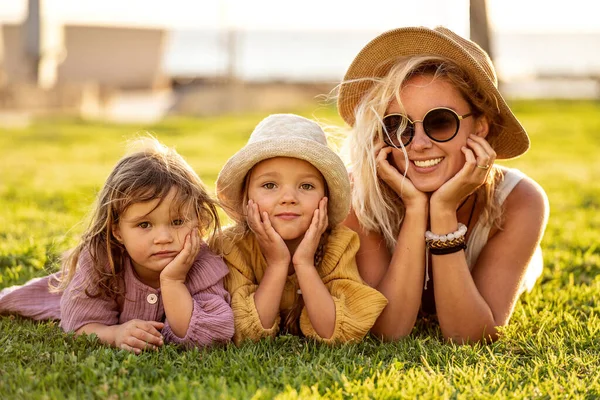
left=53, top=136, right=221, bottom=299
left=339, top=55, right=504, bottom=251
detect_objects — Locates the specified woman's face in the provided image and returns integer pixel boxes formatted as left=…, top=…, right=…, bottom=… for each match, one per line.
left=386, top=73, right=486, bottom=193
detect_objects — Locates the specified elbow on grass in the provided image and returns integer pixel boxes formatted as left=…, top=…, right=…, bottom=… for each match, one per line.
left=441, top=326, right=500, bottom=345
left=371, top=324, right=415, bottom=342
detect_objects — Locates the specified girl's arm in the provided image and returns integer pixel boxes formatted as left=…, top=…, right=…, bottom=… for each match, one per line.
left=161, top=279, right=234, bottom=347
left=246, top=199, right=291, bottom=330
left=76, top=321, right=164, bottom=354
left=298, top=227, right=388, bottom=343
left=293, top=198, right=335, bottom=338
left=60, top=251, right=164, bottom=354
left=160, top=229, right=202, bottom=337
left=294, top=264, right=336, bottom=338
left=430, top=177, right=548, bottom=343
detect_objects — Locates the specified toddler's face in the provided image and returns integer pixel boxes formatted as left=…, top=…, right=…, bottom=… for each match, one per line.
left=247, top=157, right=325, bottom=244
left=113, top=187, right=197, bottom=287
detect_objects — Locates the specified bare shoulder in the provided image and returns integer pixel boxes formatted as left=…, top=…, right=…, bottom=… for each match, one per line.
left=502, top=171, right=549, bottom=235
left=505, top=173, right=549, bottom=217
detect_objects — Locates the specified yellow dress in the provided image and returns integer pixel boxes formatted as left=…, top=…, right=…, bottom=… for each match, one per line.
left=222, top=225, right=388, bottom=345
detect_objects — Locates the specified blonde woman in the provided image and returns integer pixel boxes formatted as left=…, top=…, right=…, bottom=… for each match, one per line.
left=337, top=27, right=549, bottom=343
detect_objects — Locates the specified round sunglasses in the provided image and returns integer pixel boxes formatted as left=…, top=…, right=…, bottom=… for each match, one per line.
left=382, top=107, right=473, bottom=147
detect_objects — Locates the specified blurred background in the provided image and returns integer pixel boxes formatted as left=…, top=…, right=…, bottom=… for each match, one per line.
left=0, top=0, right=598, bottom=126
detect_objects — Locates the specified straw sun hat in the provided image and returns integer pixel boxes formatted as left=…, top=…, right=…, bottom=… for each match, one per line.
left=216, top=114, right=351, bottom=227
left=337, top=26, right=529, bottom=160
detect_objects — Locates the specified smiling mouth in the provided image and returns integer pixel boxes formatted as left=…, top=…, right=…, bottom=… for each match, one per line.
left=413, top=157, right=443, bottom=168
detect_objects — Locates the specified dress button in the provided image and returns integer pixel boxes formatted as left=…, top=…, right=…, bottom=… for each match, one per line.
left=146, top=293, right=158, bottom=304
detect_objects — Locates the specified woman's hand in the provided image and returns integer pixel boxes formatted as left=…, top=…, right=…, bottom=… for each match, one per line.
left=247, top=199, right=291, bottom=267
left=375, top=143, right=427, bottom=208
left=160, top=227, right=201, bottom=283
left=293, top=197, right=328, bottom=269
left=431, top=134, right=497, bottom=212
left=113, top=319, right=164, bottom=354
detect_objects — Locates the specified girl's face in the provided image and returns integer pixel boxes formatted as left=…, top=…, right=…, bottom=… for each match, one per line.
left=247, top=157, right=326, bottom=245
left=112, top=187, right=198, bottom=287
left=386, top=73, right=487, bottom=193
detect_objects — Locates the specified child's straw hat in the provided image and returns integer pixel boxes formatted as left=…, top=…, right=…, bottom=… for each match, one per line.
left=216, top=114, right=351, bottom=227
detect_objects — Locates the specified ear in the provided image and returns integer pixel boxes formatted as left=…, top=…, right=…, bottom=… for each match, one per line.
left=112, top=224, right=123, bottom=243
left=474, top=115, right=490, bottom=139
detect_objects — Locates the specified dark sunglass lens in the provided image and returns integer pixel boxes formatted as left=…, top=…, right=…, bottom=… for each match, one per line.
left=424, top=109, right=458, bottom=141
left=383, top=115, right=412, bottom=147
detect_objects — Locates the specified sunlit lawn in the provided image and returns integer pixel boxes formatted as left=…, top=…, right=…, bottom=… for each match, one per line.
left=1, top=101, right=599, bottom=398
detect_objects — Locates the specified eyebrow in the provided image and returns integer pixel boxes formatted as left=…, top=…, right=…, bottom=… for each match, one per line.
left=121, top=214, right=150, bottom=224
left=253, top=171, right=323, bottom=181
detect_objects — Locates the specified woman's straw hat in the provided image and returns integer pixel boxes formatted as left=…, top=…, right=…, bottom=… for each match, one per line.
left=216, top=114, right=351, bottom=227
left=337, top=26, right=529, bottom=159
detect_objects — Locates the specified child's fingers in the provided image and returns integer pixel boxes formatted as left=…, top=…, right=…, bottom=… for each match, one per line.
left=247, top=200, right=265, bottom=234
left=319, top=198, right=328, bottom=229
left=135, top=330, right=163, bottom=347
left=147, top=321, right=165, bottom=331
left=125, top=335, right=159, bottom=352
left=138, top=321, right=165, bottom=341
left=120, top=343, right=141, bottom=354
left=261, top=212, right=278, bottom=237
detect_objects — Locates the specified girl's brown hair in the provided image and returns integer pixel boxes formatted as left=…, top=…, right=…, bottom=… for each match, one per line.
left=52, top=137, right=221, bottom=299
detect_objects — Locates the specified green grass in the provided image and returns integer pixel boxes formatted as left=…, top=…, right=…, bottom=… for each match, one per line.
left=1, top=101, right=599, bottom=399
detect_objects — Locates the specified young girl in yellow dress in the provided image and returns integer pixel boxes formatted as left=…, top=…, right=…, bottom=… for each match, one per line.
left=215, top=113, right=387, bottom=344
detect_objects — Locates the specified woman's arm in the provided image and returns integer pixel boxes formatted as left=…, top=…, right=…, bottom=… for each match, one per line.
left=344, top=203, right=428, bottom=340
left=430, top=177, right=549, bottom=343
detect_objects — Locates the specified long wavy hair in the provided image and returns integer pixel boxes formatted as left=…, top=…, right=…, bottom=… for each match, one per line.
left=52, top=137, right=222, bottom=299
left=338, top=55, right=504, bottom=251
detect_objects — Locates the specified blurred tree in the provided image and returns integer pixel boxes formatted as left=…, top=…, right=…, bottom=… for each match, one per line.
left=25, top=0, right=40, bottom=84
left=469, top=0, right=493, bottom=61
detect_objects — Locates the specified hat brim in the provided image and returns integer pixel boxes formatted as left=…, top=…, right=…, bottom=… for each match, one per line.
left=216, top=138, right=351, bottom=227
left=337, top=27, right=529, bottom=160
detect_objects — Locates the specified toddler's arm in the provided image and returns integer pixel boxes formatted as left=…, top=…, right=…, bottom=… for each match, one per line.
left=161, top=280, right=234, bottom=347
left=161, top=243, right=234, bottom=347
left=299, top=228, right=388, bottom=343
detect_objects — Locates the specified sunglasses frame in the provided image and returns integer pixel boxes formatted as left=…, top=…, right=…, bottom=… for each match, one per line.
left=382, top=107, right=473, bottom=147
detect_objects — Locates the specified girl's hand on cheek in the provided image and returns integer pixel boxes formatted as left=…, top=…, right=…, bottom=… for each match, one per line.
left=247, top=199, right=290, bottom=267
left=376, top=145, right=427, bottom=208
left=431, top=135, right=496, bottom=211
left=293, top=197, right=328, bottom=269
left=161, top=227, right=200, bottom=282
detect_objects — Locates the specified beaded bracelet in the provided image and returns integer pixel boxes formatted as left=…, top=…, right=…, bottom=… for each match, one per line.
left=425, top=223, right=467, bottom=248
left=423, top=223, right=468, bottom=289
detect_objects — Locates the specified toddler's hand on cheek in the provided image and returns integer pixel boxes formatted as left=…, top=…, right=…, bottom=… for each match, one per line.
left=247, top=199, right=290, bottom=268
left=293, top=197, right=328, bottom=269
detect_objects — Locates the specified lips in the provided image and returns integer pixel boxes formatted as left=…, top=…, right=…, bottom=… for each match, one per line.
left=275, top=212, right=300, bottom=220
left=152, top=251, right=178, bottom=258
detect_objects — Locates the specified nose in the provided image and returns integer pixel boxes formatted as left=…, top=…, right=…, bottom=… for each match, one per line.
left=279, top=186, right=298, bottom=205
left=154, top=226, right=174, bottom=244
left=409, top=122, right=432, bottom=151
